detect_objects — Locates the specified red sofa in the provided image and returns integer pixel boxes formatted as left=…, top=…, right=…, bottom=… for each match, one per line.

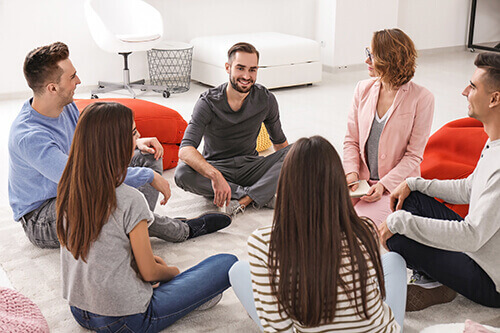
left=420, top=117, right=488, bottom=218
left=75, top=99, right=187, bottom=170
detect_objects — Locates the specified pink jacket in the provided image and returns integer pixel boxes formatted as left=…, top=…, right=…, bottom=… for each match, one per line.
left=343, top=79, right=434, bottom=193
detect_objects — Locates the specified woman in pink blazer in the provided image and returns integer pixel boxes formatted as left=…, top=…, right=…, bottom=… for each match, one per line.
left=343, top=28, right=434, bottom=226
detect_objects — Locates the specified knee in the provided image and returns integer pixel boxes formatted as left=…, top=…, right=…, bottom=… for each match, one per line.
left=174, top=162, right=192, bottom=188
left=386, top=233, right=409, bottom=254
left=131, top=150, right=163, bottom=174
left=228, top=260, right=249, bottom=279
left=382, top=252, right=406, bottom=271
left=219, top=254, right=239, bottom=270
left=401, top=191, right=426, bottom=212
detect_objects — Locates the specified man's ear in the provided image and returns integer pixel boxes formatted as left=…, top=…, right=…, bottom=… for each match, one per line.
left=46, top=83, right=57, bottom=94
left=489, top=91, right=500, bottom=108
left=225, top=62, right=230, bottom=74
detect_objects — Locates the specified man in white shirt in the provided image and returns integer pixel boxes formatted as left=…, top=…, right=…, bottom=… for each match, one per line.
left=379, top=52, right=500, bottom=311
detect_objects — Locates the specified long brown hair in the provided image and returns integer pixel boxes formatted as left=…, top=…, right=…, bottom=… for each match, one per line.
left=56, top=102, right=134, bottom=262
left=268, top=136, right=385, bottom=326
left=372, top=28, right=417, bottom=88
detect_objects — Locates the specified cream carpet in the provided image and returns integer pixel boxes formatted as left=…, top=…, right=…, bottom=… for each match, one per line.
left=0, top=168, right=499, bottom=332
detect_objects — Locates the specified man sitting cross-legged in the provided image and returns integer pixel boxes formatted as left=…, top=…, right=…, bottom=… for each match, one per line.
left=378, top=52, right=500, bottom=311
left=8, top=42, right=230, bottom=249
left=175, top=42, right=290, bottom=216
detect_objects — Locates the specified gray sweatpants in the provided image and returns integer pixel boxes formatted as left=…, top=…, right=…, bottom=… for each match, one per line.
left=174, top=145, right=291, bottom=207
left=21, top=151, right=189, bottom=249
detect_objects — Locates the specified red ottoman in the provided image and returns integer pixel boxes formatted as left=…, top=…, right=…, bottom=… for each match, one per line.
left=420, top=117, right=488, bottom=218
left=75, top=99, right=187, bottom=170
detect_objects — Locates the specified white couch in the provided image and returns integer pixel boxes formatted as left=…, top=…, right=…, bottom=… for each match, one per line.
left=190, top=32, right=322, bottom=89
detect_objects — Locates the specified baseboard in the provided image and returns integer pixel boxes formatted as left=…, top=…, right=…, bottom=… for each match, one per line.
left=322, top=45, right=469, bottom=74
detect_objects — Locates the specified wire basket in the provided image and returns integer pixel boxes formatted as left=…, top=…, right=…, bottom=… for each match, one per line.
left=147, top=42, right=193, bottom=94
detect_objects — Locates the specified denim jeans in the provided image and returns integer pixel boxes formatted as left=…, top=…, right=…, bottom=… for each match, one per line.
left=229, top=253, right=407, bottom=331
left=70, top=254, right=238, bottom=332
left=21, top=151, right=189, bottom=248
left=387, top=191, right=500, bottom=308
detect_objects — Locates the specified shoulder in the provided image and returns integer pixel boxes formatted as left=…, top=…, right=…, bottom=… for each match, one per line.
left=64, top=102, right=81, bottom=118
left=252, top=83, right=274, bottom=100
left=248, top=226, right=272, bottom=254
left=116, top=183, right=146, bottom=202
left=199, top=83, right=227, bottom=103
left=356, top=78, right=378, bottom=94
left=405, top=81, right=434, bottom=101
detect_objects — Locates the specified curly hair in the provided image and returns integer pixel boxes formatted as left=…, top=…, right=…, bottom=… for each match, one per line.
left=371, top=28, right=417, bottom=88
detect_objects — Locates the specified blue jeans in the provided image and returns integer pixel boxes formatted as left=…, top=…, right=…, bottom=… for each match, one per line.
left=229, top=253, right=407, bottom=331
left=387, top=191, right=500, bottom=308
left=70, top=254, right=238, bottom=332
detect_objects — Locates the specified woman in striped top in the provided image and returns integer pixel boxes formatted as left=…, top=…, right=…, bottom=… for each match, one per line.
left=230, top=136, right=407, bottom=332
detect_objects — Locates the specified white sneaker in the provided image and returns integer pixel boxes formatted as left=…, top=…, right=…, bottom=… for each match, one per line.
left=219, top=200, right=245, bottom=217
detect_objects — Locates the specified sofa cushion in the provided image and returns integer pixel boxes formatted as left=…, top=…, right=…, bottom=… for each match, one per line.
left=74, top=98, right=187, bottom=170
left=191, top=32, right=320, bottom=68
left=420, top=117, right=488, bottom=218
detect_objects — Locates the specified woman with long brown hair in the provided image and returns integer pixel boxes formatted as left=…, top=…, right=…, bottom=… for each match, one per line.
left=344, top=28, right=434, bottom=227
left=230, top=136, right=407, bottom=332
left=57, top=102, right=237, bottom=332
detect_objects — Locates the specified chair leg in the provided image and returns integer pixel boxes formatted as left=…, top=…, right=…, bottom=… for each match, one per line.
left=90, top=52, right=166, bottom=98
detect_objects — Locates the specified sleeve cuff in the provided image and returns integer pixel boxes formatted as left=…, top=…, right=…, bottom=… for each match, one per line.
left=406, top=177, right=420, bottom=191
left=386, top=210, right=411, bottom=234
left=147, top=169, right=155, bottom=184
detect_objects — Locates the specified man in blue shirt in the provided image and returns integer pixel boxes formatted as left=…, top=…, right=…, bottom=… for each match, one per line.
left=9, top=42, right=230, bottom=248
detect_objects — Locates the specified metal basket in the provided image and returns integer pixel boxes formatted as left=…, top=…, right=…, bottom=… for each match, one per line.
left=147, top=42, right=193, bottom=94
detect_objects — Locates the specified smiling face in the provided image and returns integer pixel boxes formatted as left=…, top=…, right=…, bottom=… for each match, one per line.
left=225, top=51, right=258, bottom=94
left=55, top=58, right=81, bottom=106
left=462, top=68, right=491, bottom=120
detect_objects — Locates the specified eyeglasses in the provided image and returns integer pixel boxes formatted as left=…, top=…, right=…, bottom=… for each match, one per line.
left=365, top=47, right=372, bottom=62
left=132, top=127, right=138, bottom=137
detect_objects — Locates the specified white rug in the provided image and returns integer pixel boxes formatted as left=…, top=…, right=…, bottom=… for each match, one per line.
left=0, top=169, right=499, bottom=332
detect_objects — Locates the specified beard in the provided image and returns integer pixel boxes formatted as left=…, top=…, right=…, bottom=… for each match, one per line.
left=229, top=75, right=254, bottom=93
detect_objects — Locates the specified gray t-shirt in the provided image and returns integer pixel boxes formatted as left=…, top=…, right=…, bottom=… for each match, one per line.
left=180, top=82, right=287, bottom=161
left=61, top=184, right=154, bottom=316
left=366, top=116, right=387, bottom=180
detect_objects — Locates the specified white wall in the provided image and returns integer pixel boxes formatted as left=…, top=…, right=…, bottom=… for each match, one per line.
left=398, top=0, right=470, bottom=50
left=147, top=0, right=316, bottom=43
left=332, top=0, right=399, bottom=67
left=0, top=0, right=316, bottom=96
left=318, top=0, right=499, bottom=68
left=1, top=0, right=498, bottom=95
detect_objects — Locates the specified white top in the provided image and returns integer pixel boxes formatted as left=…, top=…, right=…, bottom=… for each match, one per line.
left=248, top=226, right=399, bottom=332
left=387, top=139, right=500, bottom=292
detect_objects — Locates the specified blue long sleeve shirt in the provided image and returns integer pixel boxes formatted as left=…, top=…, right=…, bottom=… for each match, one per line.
left=8, top=99, right=154, bottom=221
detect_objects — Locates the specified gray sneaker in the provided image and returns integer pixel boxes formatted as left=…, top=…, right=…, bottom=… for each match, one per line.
left=409, top=271, right=441, bottom=289
left=195, top=293, right=223, bottom=311
left=220, top=200, right=245, bottom=217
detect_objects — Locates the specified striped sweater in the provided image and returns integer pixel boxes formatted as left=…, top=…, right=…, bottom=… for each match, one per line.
left=248, top=226, right=400, bottom=333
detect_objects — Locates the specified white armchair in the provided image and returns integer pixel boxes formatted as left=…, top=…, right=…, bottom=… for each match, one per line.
left=85, top=0, right=169, bottom=98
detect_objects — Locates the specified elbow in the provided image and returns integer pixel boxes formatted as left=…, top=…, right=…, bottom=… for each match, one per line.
left=178, top=146, right=190, bottom=161
left=139, top=269, right=157, bottom=282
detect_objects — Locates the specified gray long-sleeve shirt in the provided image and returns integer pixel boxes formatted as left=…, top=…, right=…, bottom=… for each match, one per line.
left=387, top=139, right=500, bottom=292
left=180, top=83, right=286, bottom=161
